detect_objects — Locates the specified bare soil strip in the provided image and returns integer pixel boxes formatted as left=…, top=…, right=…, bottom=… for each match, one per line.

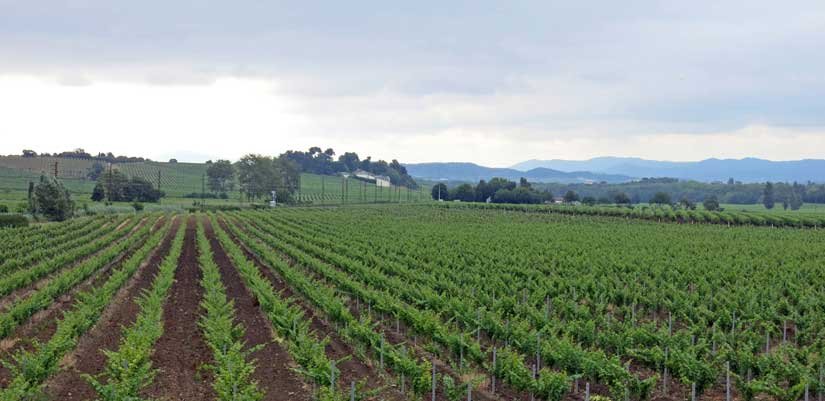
left=217, top=218, right=405, bottom=401
left=202, top=218, right=310, bottom=401
left=141, top=217, right=215, bottom=401
left=0, top=217, right=156, bottom=387
left=40, top=217, right=180, bottom=401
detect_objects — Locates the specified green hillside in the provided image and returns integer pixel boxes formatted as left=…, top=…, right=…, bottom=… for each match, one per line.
left=0, top=156, right=426, bottom=206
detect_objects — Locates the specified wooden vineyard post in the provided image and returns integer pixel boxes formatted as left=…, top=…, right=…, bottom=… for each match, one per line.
left=783, top=320, right=787, bottom=344
left=765, top=330, right=771, bottom=353
left=819, top=362, right=823, bottom=401
left=586, top=382, right=591, bottom=401
left=350, top=381, right=356, bottom=401
left=401, top=372, right=405, bottom=394
left=491, top=347, right=497, bottom=393
left=536, top=332, right=541, bottom=370
left=467, top=381, right=472, bottom=401
left=691, top=382, right=696, bottom=401
left=379, top=338, right=384, bottom=370
left=330, top=360, right=336, bottom=393
left=531, top=363, right=536, bottom=401
left=546, top=296, right=551, bottom=321
left=663, top=347, right=669, bottom=394
left=668, top=311, right=673, bottom=336
left=432, top=357, right=437, bottom=401
left=726, top=361, right=731, bottom=401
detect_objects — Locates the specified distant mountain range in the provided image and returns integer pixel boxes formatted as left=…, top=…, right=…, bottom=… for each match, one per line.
left=510, top=157, right=825, bottom=183
left=405, top=157, right=825, bottom=184
left=403, top=162, right=632, bottom=184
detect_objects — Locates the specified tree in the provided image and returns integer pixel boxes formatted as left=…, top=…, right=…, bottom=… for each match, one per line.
left=650, top=192, right=672, bottom=205
left=22, top=149, right=37, bottom=158
left=123, top=177, right=164, bottom=202
left=99, top=169, right=129, bottom=202
left=678, top=196, right=696, bottom=210
left=582, top=196, right=597, bottom=206
left=451, top=184, right=475, bottom=202
left=33, top=175, right=74, bottom=221
left=519, top=177, right=532, bottom=189
left=91, top=182, right=105, bottom=202
left=168, top=158, right=178, bottom=164
left=789, top=192, right=803, bottom=210
left=614, top=192, right=632, bottom=205
left=563, top=190, right=580, bottom=203
left=236, top=154, right=299, bottom=203
left=237, top=154, right=275, bottom=201
left=703, top=196, right=721, bottom=211
left=431, top=183, right=448, bottom=201
left=86, top=162, right=105, bottom=181
left=338, top=152, right=361, bottom=171
left=763, top=182, right=775, bottom=209
left=206, top=160, right=235, bottom=195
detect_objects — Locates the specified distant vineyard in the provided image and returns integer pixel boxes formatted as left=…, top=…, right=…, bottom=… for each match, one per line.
left=296, top=173, right=427, bottom=204
left=441, top=201, right=825, bottom=228
left=114, top=161, right=210, bottom=196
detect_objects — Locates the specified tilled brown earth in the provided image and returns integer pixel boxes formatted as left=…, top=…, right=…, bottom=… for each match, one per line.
left=0, top=217, right=156, bottom=387
left=41, top=217, right=180, bottom=401
left=202, top=217, right=311, bottom=401
left=218, top=218, right=405, bottom=401
left=142, top=217, right=216, bottom=401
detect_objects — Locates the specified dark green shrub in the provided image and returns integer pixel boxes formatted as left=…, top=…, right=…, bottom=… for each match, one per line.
left=0, top=214, right=29, bottom=228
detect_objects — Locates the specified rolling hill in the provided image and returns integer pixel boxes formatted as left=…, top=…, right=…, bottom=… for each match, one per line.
left=404, top=162, right=631, bottom=184
left=511, top=157, right=825, bottom=183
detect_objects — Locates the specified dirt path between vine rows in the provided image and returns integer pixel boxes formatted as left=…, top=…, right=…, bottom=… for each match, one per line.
left=142, top=216, right=216, bottom=401
left=218, top=217, right=405, bottom=401
left=0, top=216, right=156, bottom=387
left=41, top=216, right=180, bottom=401
left=202, top=217, right=311, bottom=401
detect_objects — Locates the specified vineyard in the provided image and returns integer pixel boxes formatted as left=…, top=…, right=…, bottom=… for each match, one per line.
left=0, top=205, right=822, bottom=401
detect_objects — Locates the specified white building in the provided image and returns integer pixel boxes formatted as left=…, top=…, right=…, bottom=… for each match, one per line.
left=352, top=169, right=392, bottom=187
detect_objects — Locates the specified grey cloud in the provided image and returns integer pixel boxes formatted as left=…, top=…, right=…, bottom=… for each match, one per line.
left=1, top=0, right=824, bottom=137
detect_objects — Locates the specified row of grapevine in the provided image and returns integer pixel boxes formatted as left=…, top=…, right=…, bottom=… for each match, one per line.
left=440, top=202, right=825, bottom=228
left=194, top=219, right=262, bottom=400
left=0, top=215, right=172, bottom=399
left=0, top=215, right=119, bottom=277
left=0, top=216, right=98, bottom=262
left=213, top=214, right=435, bottom=399
left=0, top=217, right=147, bottom=339
left=239, top=210, right=641, bottom=400
left=243, top=206, right=825, bottom=401
left=85, top=219, right=186, bottom=400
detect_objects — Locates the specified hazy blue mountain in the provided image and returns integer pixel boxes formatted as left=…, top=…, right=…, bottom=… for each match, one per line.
left=511, top=157, right=825, bottom=183
left=404, top=162, right=631, bottom=183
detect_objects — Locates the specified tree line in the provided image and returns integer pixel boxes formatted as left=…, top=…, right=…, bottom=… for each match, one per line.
left=431, top=177, right=555, bottom=204
left=434, top=177, right=814, bottom=211
left=281, top=147, right=417, bottom=188
left=534, top=178, right=821, bottom=208
left=20, top=148, right=150, bottom=163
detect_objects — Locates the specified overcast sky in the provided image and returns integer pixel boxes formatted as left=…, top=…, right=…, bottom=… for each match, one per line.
left=1, top=1, right=824, bottom=166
